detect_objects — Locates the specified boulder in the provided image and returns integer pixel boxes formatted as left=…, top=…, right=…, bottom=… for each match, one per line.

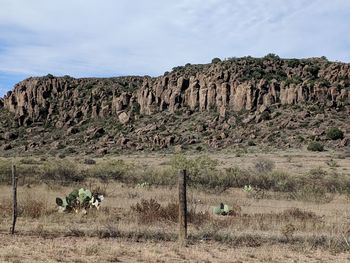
left=118, top=112, right=130, bottom=124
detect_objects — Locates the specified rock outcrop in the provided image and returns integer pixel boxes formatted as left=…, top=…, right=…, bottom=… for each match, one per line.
left=1, top=56, right=350, bottom=155
left=3, top=57, right=350, bottom=127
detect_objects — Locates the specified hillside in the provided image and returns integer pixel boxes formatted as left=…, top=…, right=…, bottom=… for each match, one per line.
left=1, top=55, right=350, bottom=156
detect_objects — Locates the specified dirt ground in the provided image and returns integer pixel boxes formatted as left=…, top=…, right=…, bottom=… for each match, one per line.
left=1, top=234, right=349, bottom=263
left=109, top=148, right=350, bottom=176
left=1, top=149, right=350, bottom=262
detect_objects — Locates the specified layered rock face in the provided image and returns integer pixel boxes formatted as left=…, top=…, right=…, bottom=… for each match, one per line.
left=2, top=75, right=145, bottom=127
left=1, top=56, right=350, bottom=155
left=3, top=57, right=350, bottom=128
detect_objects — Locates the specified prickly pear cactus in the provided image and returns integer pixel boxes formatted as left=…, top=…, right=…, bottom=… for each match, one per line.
left=66, top=189, right=79, bottom=207
left=78, top=188, right=92, bottom=204
left=212, top=203, right=233, bottom=216
left=56, top=188, right=94, bottom=212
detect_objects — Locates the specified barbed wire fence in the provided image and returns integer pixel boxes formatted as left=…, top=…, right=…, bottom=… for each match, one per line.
left=1, top=165, right=349, bottom=241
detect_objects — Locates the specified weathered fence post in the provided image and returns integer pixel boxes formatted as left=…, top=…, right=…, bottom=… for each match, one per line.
left=178, top=169, right=187, bottom=246
left=10, top=164, right=18, bottom=235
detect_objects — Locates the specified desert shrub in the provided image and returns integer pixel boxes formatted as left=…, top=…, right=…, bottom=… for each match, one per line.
left=247, top=140, right=256, bottom=146
left=326, top=127, right=344, bottom=140
left=307, top=141, right=324, bottom=152
left=306, top=168, right=350, bottom=193
left=306, top=65, right=320, bottom=77
left=87, top=160, right=130, bottom=181
left=41, top=160, right=83, bottom=184
left=0, top=198, right=12, bottom=218
left=0, top=195, right=51, bottom=218
left=19, top=158, right=41, bottom=165
left=95, top=224, right=119, bottom=238
left=135, top=168, right=176, bottom=186
left=211, top=57, right=221, bottom=64
left=130, top=199, right=183, bottom=224
left=84, top=159, right=96, bottom=165
left=0, top=160, right=42, bottom=185
left=264, top=53, right=280, bottom=60
left=281, top=208, right=318, bottom=220
left=254, top=158, right=275, bottom=174
left=288, top=169, right=334, bottom=202
left=287, top=59, right=300, bottom=68
left=131, top=199, right=210, bottom=225
left=291, top=184, right=333, bottom=203
left=260, top=111, right=270, bottom=121
left=269, top=171, right=298, bottom=192
left=280, top=223, right=296, bottom=241
left=45, top=73, right=54, bottom=79
left=224, top=167, right=296, bottom=193
left=20, top=195, right=51, bottom=218
left=0, top=159, right=12, bottom=184
left=169, top=155, right=220, bottom=187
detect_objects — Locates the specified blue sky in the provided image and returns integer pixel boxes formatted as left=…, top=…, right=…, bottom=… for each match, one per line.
left=0, top=0, right=350, bottom=96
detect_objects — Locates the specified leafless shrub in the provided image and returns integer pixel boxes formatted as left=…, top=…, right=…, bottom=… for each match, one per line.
left=0, top=196, right=52, bottom=219
left=131, top=198, right=210, bottom=225
left=254, top=158, right=275, bottom=174
left=280, top=223, right=296, bottom=241
left=96, top=224, right=119, bottom=239
left=21, top=196, right=50, bottom=218
left=281, top=207, right=318, bottom=220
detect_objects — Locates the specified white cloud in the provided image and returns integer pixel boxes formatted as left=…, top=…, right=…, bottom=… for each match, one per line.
left=0, top=0, right=349, bottom=86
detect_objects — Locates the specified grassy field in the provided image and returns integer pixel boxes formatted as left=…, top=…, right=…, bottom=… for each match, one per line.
left=0, top=149, right=350, bottom=262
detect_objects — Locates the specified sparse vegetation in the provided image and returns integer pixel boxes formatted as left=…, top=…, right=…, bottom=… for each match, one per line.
left=326, top=127, right=344, bottom=140
left=307, top=141, right=324, bottom=152
left=0, top=149, right=350, bottom=262
left=2, top=47, right=350, bottom=262
left=211, top=57, right=221, bottom=63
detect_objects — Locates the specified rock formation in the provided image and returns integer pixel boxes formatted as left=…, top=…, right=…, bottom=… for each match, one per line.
left=1, top=56, right=350, bottom=155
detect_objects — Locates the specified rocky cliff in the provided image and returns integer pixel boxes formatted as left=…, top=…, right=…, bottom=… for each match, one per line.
left=1, top=56, right=350, bottom=155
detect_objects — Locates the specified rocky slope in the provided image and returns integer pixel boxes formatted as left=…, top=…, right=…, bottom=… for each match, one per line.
left=1, top=55, right=350, bottom=156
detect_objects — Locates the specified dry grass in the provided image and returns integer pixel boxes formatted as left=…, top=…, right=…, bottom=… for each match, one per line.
left=1, top=149, right=350, bottom=261
left=1, top=235, right=349, bottom=263
left=0, top=179, right=350, bottom=262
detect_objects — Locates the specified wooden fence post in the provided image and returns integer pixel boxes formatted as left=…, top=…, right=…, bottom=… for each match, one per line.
left=10, top=164, right=18, bottom=235
left=178, top=169, right=187, bottom=246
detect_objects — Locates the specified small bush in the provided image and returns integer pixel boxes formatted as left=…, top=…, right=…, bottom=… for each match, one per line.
left=291, top=184, right=333, bottom=203
left=326, top=128, right=344, bottom=140
left=96, top=224, right=119, bottom=239
left=247, top=140, right=256, bottom=146
left=169, top=155, right=220, bottom=187
left=84, top=159, right=96, bottom=165
left=280, top=223, right=296, bottom=241
left=281, top=208, right=318, bottom=220
left=0, top=195, right=51, bottom=218
left=131, top=199, right=210, bottom=225
left=254, top=158, right=275, bottom=174
left=87, top=160, right=130, bottom=181
left=41, top=161, right=83, bottom=184
left=211, top=57, right=221, bottom=64
left=0, top=198, right=12, bottom=218
left=19, top=158, right=41, bottom=165
left=21, top=196, right=50, bottom=218
left=264, top=53, right=280, bottom=60
left=260, top=111, right=270, bottom=121
left=307, top=141, right=324, bottom=152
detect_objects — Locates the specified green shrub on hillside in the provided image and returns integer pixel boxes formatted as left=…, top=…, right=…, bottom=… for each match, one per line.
left=326, top=127, right=344, bottom=140
left=307, top=141, right=324, bottom=152
left=211, top=57, right=221, bottom=64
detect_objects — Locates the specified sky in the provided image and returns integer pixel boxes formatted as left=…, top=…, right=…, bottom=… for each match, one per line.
left=0, top=0, right=350, bottom=96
